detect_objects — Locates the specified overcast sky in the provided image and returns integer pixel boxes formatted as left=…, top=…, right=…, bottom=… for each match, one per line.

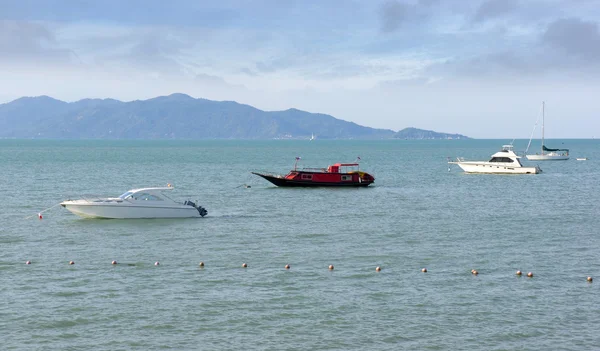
left=1, top=0, right=599, bottom=138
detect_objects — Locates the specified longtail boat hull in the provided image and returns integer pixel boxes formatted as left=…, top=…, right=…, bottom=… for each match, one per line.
left=252, top=162, right=375, bottom=187
left=252, top=173, right=373, bottom=187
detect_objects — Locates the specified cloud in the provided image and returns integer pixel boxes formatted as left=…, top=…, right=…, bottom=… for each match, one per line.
left=195, top=73, right=246, bottom=90
left=472, top=0, right=519, bottom=23
left=420, top=16, right=600, bottom=81
left=541, top=18, right=600, bottom=61
left=0, top=0, right=240, bottom=28
left=379, top=1, right=428, bottom=33
left=0, top=20, right=74, bottom=64
left=427, top=51, right=541, bottom=79
left=124, top=32, right=188, bottom=74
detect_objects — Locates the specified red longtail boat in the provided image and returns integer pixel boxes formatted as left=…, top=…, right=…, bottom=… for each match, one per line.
left=252, top=158, right=374, bottom=187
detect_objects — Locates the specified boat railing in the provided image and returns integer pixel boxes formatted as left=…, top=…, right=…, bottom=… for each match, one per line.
left=78, top=196, right=124, bottom=203
left=253, top=170, right=285, bottom=178
left=300, top=167, right=327, bottom=171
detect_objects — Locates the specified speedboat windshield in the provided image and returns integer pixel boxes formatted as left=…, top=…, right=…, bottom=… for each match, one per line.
left=119, top=191, right=134, bottom=199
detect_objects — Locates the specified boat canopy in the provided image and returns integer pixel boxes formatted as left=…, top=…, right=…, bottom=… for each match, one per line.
left=543, top=145, right=568, bottom=152
left=333, top=163, right=359, bottom=167
left=326, top=163, right=360, bottom=173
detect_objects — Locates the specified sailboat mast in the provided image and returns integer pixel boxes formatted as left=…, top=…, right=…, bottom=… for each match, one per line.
left=541, top=101, right=545, bottom=154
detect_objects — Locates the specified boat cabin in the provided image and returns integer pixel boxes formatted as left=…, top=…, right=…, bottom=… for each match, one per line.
left=488, top=156, right=515, bottom=163
left=327, top=163, right=360, bottom=173
left=282, top=163, right=373, bottom=184
left=487, top=145, right=524, bottom=165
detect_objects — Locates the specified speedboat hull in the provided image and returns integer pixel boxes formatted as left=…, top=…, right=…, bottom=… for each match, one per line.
left=452, top=161, right=541, bottom=174
left=61, top=201, right=203, bottom=219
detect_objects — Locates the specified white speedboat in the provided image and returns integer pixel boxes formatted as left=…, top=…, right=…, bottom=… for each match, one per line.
left=449, top=145, right=542, bottom=174
left=60, top=186, right=208, bottom=219
left=525, top=102, right=569, bottom=161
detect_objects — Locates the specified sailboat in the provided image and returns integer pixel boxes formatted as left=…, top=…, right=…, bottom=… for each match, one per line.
left=525, top=102, right=569, bottom=161
left=310, top=133, right=315, bottom=141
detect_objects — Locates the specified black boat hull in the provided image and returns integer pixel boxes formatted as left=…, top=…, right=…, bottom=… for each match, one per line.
left=252, top=172, right=373, bottom=187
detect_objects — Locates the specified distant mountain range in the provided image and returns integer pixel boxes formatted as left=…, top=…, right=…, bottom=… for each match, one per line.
left=393, top=127, right=469, bottom=140
left=0, top=94, right=470, bottom=140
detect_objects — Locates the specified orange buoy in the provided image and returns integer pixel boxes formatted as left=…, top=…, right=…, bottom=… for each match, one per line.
left=328, top=264, right=334, bottom=270
left=285, top=264, right=290, bottom=269
left=26, top=260, right=31, bottom=265
left=69, top=260, right=75, bottom=265
left=472, top=270, right=478, bottom=275
left=242, top=263, right=247, bottom=268
left=376, top=266, right=381, bottom=272
left=516, top=270, right=522, bottom=276
left=587, top=276, right=593, bottom=282
left=527, top=272, right=533, bottom=277
left=199, top=261, right=205, bottom=267
left=422, top=268, right=427, bottom=273
left=154, top=261, right=160, bottom=266
left=111, top=260, right=117, bottom=265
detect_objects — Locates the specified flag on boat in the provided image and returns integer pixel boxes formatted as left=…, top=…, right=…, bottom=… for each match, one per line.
left=357, top=156, right=361, bottom=160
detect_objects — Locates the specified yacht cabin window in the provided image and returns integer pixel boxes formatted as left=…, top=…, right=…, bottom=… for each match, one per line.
left=119, top=191, right=134, bottom=199
left=489, top=157, right=514, bottom=163
left=135, top=193, right=163, bottom=201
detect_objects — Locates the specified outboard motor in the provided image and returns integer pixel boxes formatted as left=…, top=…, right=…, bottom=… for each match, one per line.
left=184, top=200, right=208, bottom=217
left=197, top=206, right=208, bottom=217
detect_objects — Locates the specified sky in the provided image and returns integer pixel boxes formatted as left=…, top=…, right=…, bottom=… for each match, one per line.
left=1, top=0, right=599, bottom=138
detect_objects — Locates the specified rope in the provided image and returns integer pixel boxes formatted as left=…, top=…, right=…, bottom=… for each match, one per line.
left=25, top=202, right=62, bottom=219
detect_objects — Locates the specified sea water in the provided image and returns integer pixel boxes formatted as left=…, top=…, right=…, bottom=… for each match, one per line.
left=1, top=139, right=599, bottom=350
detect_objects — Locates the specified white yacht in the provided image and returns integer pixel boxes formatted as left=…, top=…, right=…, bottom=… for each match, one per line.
left=60, top=186, right=208, bottom=219
left=449, top=145, right=542, bottom=174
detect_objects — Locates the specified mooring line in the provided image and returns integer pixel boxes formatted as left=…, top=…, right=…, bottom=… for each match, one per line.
left=25, top=202, right=62, bottom=219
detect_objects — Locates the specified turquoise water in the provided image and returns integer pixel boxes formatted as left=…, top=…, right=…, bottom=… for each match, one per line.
left=1, top=139, right=599, bottom=350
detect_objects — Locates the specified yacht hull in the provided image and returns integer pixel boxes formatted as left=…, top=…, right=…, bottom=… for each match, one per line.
left=525, top=154, right=569, bottom=161
left=61, top=202, right=202, bottom=219
left=452, top=162, right=541, bottom=174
